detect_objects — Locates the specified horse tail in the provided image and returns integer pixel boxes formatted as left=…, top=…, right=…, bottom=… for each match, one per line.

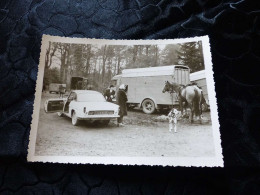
left=201, top=91, right=206, bottom=104
left=193, top=88, right=200, bottom=116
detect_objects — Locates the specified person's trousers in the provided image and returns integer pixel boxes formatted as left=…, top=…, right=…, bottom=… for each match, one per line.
left=117, top=115, right=123, bottom=123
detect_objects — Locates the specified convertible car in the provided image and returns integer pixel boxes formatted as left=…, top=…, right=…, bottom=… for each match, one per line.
left=44, top=90, right=120, bottom=126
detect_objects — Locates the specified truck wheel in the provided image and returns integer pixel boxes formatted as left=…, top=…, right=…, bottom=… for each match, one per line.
left=72, top=111, right=79, bottom=126
left=201, top=102, right=208, bottom=112
left=142, top=99, right=155, bottom=114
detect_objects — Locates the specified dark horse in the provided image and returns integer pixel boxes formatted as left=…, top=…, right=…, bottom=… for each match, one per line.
left=162, top=81, right=203, bottom=123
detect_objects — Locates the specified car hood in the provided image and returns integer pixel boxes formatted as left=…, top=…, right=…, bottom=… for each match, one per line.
left=75, top=101, right=119, bottom=111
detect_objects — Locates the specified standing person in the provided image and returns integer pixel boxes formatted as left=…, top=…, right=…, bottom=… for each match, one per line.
left=59, top=85, right=66, bottom=98
left=104, top=85, right=115, bottom=102
left=58, top=84, right=63, bottom=98
left=116, top=84, right=128, bottom=127
left=76, top=81, right=83, bottom=89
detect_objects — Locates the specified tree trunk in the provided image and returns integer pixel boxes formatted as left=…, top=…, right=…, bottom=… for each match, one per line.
left=45, top=42, right=50, bottom=69
left=117, top=56, right=121, bottom=75
left=154, top=45, right=158, bottom=66
left=60, top=50, right=65, bottom=83
left=132, top=45, right=138, bottom=67
left=45, top=42, right=57, bottom=70
left=101, top=45, right=107, bottom=83
left=85, top=44, right=92, bottom=75
left=145, top=45, right=149, bottom=56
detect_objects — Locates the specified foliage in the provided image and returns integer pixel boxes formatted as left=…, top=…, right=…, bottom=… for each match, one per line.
left=43, top=67, right=60, bottom=87
left=177, top=41, right=204, bottom=73
left=44, top=41, right=204, bottom=90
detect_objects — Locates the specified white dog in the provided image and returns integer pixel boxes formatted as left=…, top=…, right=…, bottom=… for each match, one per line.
left=168, top=108, right=179, bottom=133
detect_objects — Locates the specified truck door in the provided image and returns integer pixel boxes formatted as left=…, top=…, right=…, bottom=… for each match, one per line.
left=174, top=67, right=190, bottom=85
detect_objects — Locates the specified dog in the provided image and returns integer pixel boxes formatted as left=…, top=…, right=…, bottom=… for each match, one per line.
left=168, top=108, right=179, bottom=133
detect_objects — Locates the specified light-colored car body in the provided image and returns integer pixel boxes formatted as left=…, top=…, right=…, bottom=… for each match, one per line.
left=44, top=90, right=120, bottom=126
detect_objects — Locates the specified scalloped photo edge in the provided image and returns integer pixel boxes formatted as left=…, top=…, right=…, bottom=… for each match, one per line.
left=27, top=35, right=223, bottom=167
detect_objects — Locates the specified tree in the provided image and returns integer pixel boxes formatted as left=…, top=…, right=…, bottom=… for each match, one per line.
left=152, top=45, right=159, bottom=66
left=72, top=44, right=84, bottom=76
left=114, top=45, right=126, bottom=74
left=101, top=45, right=108, bottom=83
left=45, top=42, right=58, bottom=70
left=43, top=67, right=60, bottom=87
left=57, top=43, right=71, bottom=83
left=177, top=41, right=204, bottom=73
left=84, top=44, right=92, bottom=75
left=160, top=44, right=179, bottom=65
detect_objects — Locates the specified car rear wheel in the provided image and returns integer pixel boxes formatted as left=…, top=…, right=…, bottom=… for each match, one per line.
left=142, top=99, right=155, bottom=114
left=57, top=112, right=63, bottom=117
left=72, top=111, right=79, bottom=126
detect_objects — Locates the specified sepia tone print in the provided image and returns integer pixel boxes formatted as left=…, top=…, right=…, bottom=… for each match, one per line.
left=28, top=35, right=223, bottom=167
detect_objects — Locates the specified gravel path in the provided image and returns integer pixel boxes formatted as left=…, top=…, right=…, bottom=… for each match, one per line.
left=35, top=93, right=215, bottom=157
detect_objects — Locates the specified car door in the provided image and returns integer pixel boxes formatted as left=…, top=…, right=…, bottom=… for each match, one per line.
left=44, top=99, right=65, bottom=113
left=63, top=92, right=77, bottom=113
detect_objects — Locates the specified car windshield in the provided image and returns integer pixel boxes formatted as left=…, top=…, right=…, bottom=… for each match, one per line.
left=77, top=93, right=106, bottom=102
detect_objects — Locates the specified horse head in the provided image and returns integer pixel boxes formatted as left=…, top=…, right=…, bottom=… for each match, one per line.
left=162, top=81, right=171, bottom=93
left=163, top=81, right=181, bottom=94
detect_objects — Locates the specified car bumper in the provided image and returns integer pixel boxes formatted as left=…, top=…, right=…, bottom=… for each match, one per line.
left=77, top=115, right=120, bottom=120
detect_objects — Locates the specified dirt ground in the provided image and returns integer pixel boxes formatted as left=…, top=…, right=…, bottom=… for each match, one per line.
left=35, top=92, right=215, bottom=157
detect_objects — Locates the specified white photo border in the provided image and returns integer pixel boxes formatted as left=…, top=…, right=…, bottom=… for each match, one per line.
left=27, top=35, right=224, bottom=167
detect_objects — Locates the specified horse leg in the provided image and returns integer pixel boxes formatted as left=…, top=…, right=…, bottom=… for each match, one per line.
left=174, top=118, right=177, bottom=133
left=182, top=101, right=188, bottom=116
left=199, top=103, right=203, bottom=123
left=179, top=100, right=184, bottom=117
left=189, top=103, right=193, bottom=123
left=184, top=102, right=188, bottom=116
left=191, top=110, right=194, bottom=123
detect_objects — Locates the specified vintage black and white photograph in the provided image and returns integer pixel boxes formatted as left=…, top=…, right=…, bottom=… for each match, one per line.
left=28, top=35, right=223, bottom=167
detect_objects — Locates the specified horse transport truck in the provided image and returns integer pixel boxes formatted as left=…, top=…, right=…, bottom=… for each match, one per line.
left=111, top=65, right=190, bottom=114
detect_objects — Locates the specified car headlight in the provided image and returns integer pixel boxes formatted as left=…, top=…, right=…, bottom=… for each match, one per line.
left=84, top=107, right=88, bottom=114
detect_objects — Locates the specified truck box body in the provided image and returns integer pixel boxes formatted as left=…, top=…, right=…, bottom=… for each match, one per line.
left=112, top=65, right=190, bottom=112
left=70, top=77, right=88, bottom=90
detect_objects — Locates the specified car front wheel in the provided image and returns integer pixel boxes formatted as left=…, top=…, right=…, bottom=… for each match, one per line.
left=72, top=111, right=79, bottom=126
